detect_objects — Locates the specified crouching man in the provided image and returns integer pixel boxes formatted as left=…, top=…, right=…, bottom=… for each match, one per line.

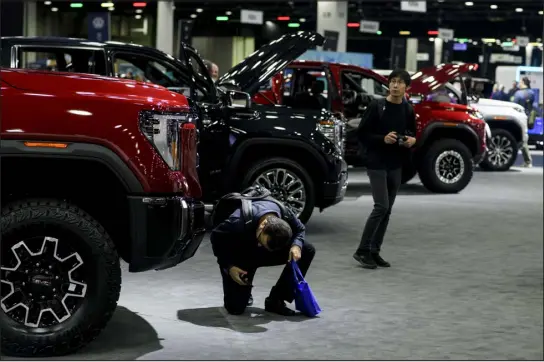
left=210, top=198, right=316, bottom=316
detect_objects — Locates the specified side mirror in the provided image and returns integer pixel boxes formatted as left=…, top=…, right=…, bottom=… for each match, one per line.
left=227, top=90, right=252, bottom=109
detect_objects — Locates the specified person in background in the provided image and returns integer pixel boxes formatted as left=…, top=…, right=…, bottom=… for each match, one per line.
left=513, top=77, right=534, bottom=168
left=353, top=69, right=417, bottom=269
left=203, top=59, right=219, bottom=82
left=491, top=84, right=508, bottom=101
left=507, top=81, right=519, bottom=101
left=210, top=199, right=315, bottom=316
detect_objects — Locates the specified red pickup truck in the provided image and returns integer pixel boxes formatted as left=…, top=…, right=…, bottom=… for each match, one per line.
left=256, top=62, right=488, bottom=193
left=0, top=68, right=205, bottom=357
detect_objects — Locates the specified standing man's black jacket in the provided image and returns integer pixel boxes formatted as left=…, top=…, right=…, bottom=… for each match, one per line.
left=210, top=200, right=306, bottom=271
left=357, top=98, right=416, bottom=170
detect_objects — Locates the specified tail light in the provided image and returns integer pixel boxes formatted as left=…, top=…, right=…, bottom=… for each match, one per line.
left=139, top=110, right=194, bottom=170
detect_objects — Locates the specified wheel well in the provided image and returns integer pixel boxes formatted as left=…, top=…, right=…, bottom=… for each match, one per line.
left=486, top=120, right=522, bottom=142
left=1, top=157, right=132, bottom=262
left=231, top=143, right=325, bottom=196
left=418, top=127, right=479, bottom=158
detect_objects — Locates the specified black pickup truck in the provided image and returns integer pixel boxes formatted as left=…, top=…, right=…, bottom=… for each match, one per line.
left=1, top=32, right=347, bottom=223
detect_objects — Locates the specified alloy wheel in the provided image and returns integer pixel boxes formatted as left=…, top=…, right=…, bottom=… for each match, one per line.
left=487, top=134, right=514, bottom=167
left=435, top=150, right=465, bottom=184
left=253, top=168, right=306, bottom=217
left=1, top=236, right=87, bottom=328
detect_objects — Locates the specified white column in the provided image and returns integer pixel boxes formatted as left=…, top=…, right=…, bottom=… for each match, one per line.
left=434, top=38, right=444, bottom=66
left=156, top=0, right=174, bottom=55
left=316, top=1, right=348, bottom=52
left=405, top=38, right=418, bottom=72
left=24, top=1, right=38, bottom=36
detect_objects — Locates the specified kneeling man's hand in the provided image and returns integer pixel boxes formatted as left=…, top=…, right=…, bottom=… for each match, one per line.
left=229, top=266, right=248, bottom=286
left=288, top=245, right=302, bottom=262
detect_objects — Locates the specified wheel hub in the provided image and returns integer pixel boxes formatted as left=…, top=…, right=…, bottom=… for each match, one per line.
left=435, top=150, right=465, bottom=184
left=487, top=134, right=513, bottom=167
left=253, top=168, right=306, bottom=217
left=1, top=237, right=87, bottom=328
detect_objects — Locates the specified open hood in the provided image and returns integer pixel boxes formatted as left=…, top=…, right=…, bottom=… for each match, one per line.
left=218, top=31, right=325, bottom=95
left=409, top=63, right=478, bottom=95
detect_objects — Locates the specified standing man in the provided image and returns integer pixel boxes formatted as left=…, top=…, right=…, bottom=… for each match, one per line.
left=513, top=77, right=535, bottom=168
left=353, top=69, right=417, bottom=269
left=203, top=59, right=219, bottom=82
left=210, top=198, right=316, bottom=316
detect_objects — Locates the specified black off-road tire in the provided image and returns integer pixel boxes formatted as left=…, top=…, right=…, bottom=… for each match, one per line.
left=418, top=139, right=473, bottom=193
left=241, top=158, right=316, bottom=224
left=1, top=199, right=121, bottom=357
left=479, top=129, right=518, bottom=171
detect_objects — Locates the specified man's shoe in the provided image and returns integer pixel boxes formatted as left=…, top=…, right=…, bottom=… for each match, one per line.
left=372, top=252, right=391, bottom=267
left=265, top=297, right=296, bottom=316
left=353, top=252, right=377, bottom=269
left=247, top=294, right=253, bottom=307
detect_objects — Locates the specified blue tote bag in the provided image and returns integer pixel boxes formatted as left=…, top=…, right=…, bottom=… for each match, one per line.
left=291, top=261, right=321, bottom=317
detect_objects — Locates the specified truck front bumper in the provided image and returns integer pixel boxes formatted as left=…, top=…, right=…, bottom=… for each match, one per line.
left=319, top=157, right=348, bottom=210
left=127, top=196, right=206, bottom=273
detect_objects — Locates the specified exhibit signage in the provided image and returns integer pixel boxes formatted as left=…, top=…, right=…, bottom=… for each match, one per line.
left=438, top=28, right=454, bottom=42
left=240, top=9, right=263, bottom=25
left=360, top=20, right=380, bottom=33
left=400, top=1, right=427, bottom=13
left=87, top=12, right=110, bottom=42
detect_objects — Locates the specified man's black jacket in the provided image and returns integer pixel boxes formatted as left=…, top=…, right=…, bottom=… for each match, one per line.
left=210, top=200, right=305, bottom=270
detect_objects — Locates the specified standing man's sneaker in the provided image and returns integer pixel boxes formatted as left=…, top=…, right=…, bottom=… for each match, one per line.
left=353, top=252, right=377, bottom=269
left=372, top=252, right=391, bottom=267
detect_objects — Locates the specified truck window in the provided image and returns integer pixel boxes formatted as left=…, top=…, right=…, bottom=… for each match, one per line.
left=16, top=48, right=107, bottom=75
left=341, top=71, right=388, bottom=99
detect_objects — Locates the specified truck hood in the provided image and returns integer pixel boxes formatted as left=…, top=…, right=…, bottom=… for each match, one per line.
left=218, top=31, right=325, bottom=96
left=475, top=98, right=524, bottom=111
left=409, top=63, right=478, bottom=95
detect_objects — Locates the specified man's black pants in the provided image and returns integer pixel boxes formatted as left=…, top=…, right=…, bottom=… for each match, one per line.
left=220, top=242, right=316, bottom=315
left=356, top=168, right=402, bottom=253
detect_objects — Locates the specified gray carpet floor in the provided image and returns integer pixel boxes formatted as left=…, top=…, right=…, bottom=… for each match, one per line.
left=3, top=163, right=543, bottom=360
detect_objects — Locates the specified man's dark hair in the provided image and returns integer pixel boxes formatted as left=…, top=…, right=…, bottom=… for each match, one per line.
left=388, top=69, right=411, bottom=87
left=521, top=76, right=531, bottom=88
left=262, top=216, right=293, bottom=250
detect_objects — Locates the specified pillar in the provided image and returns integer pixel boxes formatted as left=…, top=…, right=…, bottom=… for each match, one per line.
left=405, top=38, right=418, bottom=72
left=24, top=1, right=38, bottom=37
left=433, top=38, right=443, bottom=66
left=316, top=1, right=348, bottom=52
left=156, top=0, right=175, bottom=55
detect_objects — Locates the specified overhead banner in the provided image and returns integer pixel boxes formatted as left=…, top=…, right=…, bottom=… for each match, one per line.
left=240, top=9, right=263, bottom=25
left=360, top=20, right=380, bottom=34
left=438, top=28, right=454, bottom=42
left=400, top=1, right=427, bottom=13
left=317, top=1, right=348, bottom=53
left=87, top=12, right=110, bottom=42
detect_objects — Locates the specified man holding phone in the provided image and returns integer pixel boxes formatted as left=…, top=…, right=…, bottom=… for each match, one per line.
left=353, top=69, right=416, bottom=269
left=210, top=199, right=315, bottom=316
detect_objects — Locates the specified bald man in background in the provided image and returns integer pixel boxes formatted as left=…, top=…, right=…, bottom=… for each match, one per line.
left=204, top=60, right=219, bottom=82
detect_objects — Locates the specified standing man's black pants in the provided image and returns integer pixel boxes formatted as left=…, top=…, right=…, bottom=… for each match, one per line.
left=357, top=168, right=402, bottom=253
left=220, top=242, right=316, bottom=315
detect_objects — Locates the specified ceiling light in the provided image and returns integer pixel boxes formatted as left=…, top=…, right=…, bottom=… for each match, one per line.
left=70, top=3, right=83, bottom=8
left=539, top=10, right=543, bottom=15
left=515, top=8, right=523, bottom=12
left=196, top=8, right=203, bottom=13
left=429, top=37, right=435, bottom=42
left=299, top=18, right=306, bottom=22
left=133, top=2, right=146, bottom=7
left=135, top=9, right=142, bottom=13
left=437, top=0, right=445, bottom=3
left=428, top=30, right=439, bottom=35
left=135, top=14, right=142, bottom=19
left=465, top=1, right=473, bottom=6
left=288, top=23, right=300, bottom=28
left=399, top=30, right=411, bottom=35
left=51, top=6, right=58, bottom=11
left=490, top=4, right=497, bottom=9
left=277, top=16, right=290, bottom=21
left=108, top=7, right=114, bottom=11
left=190, top=14, right=197, bottom=18
left=347, top=22, right=359, bottom=28
left=101, top=2, right=114, bottom=7
left=44, top=1, right=52, bottom=5
left=376, top=30, right=382, bottom=35
left=216, top=16, right=228, bottom=21
left=225, top=11, right=232, bottom=15
left=473, top=41, right=478, bottom=45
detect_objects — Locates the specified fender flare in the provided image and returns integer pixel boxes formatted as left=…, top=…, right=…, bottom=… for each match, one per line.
left=418, top=121, right=479, bottom=152
left=0, top=140, right=144, bottom=193
left=483, top=116, right=523, bottom=142
left=226, top=137, right=329, bottom=185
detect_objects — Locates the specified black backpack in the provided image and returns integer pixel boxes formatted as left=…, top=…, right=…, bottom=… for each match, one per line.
left=210, top=185, right=293, bottom=232
left=357, top=97, right=415, bottom=160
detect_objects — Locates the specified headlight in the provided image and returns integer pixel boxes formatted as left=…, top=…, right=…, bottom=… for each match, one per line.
left=317, top=118, right=344, bottom=153
left=139, top=111, right=193, bottom=170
